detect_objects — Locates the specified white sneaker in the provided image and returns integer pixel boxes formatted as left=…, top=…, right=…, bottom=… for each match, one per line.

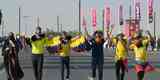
left=66, top=78, right=70, bottom=80
left=88, top=77, right=95, bottom=80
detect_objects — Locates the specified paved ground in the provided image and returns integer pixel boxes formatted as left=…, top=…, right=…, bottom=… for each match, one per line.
left=0, top=47, right=160, bottom=80
left=21, top=68, right=160, bottom=80
left=1, top=65, right=160, bottom=80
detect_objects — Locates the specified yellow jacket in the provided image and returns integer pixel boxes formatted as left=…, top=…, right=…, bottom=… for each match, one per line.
left=112, top=37, right=127, bottom=61
left=130, top=44, right=148, bottom=62
left=31, top=35, right=47, bottom=54
left=58, top=35, right=85, bottom=57
left=58, top=42, right=71, bottom=57
left=46, top=36, right=61, bottom=47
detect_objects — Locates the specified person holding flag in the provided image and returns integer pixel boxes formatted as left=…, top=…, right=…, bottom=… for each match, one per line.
left=129, top=31, right=155, bottom=80
left=57, top=31, right=72, bottom=80
left=107, top=30, right=128, bottom=80
left=57, top=31, right=84, bottom=80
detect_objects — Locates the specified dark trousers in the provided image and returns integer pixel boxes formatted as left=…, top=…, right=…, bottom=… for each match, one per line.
left=115, top=60, right=125, bottom=80
left=137, top=71, right=145, bottom=80
left=136, top=63, right=147, bottom=80
left=32, top=54, right=44, bottom=80
left=4, top=54, right=19, bottom=80
left=92, top=59, right=103, bottom=80
left=61, top=56, right=70, bottom=80
left=4, top=55, right=10, bottom=79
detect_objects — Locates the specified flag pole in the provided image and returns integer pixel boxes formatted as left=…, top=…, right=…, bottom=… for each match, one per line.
left=79, top=0, right=81, bottom=33
left=153, top=12, right=156, bottom=38
left=18, top=7, right=21, bottom=35
left=102, top=9, right=104, bottom=33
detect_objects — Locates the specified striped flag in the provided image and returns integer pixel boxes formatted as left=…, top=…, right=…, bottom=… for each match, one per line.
left=148, top=0, right=153, bottom=23
left=135, top=0, right=141, bottom=20
left=119, top=5, right=123, bottom=25
left=91, top=8, right=97, bottom=28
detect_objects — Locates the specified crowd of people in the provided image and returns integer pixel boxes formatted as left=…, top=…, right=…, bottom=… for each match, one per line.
left=1, top=26, right=160, bottom=80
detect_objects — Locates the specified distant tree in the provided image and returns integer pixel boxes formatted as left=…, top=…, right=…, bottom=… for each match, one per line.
left=68, top=31, right=80, bottom=37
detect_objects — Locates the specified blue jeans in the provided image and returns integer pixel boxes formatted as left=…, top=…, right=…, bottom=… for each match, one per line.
left=32, top=54, right=44, bottom=80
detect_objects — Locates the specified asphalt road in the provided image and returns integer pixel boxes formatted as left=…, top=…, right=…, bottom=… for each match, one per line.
left=22, top=68, right=160, bottom=80
left=0, top=66, right=160, bottom=80
left=0, top=47, right=160, bottom=80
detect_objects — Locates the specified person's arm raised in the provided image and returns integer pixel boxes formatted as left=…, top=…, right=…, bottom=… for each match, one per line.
left=84, top=27, right=92, bottom=40
left=104, top=24, right=114, bottom=40
left=146, top=30, right=153, bottom=40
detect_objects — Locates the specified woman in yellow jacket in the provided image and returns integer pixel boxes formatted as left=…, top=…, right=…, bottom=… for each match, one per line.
left=111, top=33, right=128, bottom=80
left=130, top=35, right=155, bottom=80
left=58, top=31, right=72, bottom=80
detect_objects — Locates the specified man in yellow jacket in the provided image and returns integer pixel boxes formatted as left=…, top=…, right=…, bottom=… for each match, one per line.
left=30, top=27, right=46, bottom=80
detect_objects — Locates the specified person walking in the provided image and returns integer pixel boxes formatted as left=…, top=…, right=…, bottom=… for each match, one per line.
left=2, top=32, right=24, bottom=80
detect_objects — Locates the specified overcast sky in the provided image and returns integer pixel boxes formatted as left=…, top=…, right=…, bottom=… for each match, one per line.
left=0, top=0, right=160, bottom=36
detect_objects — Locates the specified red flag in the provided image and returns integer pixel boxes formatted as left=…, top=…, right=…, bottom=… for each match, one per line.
left=91, top=8, right=97, bottom=27
left=104, top=7, right=111, bottom=28
left=135, top=0, right=141, bottom=20
left=148, top=0, right=153, bottom=23
left=119, top=5, right=123, bottom=25
left=123, top=23, right=130, bottom=37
